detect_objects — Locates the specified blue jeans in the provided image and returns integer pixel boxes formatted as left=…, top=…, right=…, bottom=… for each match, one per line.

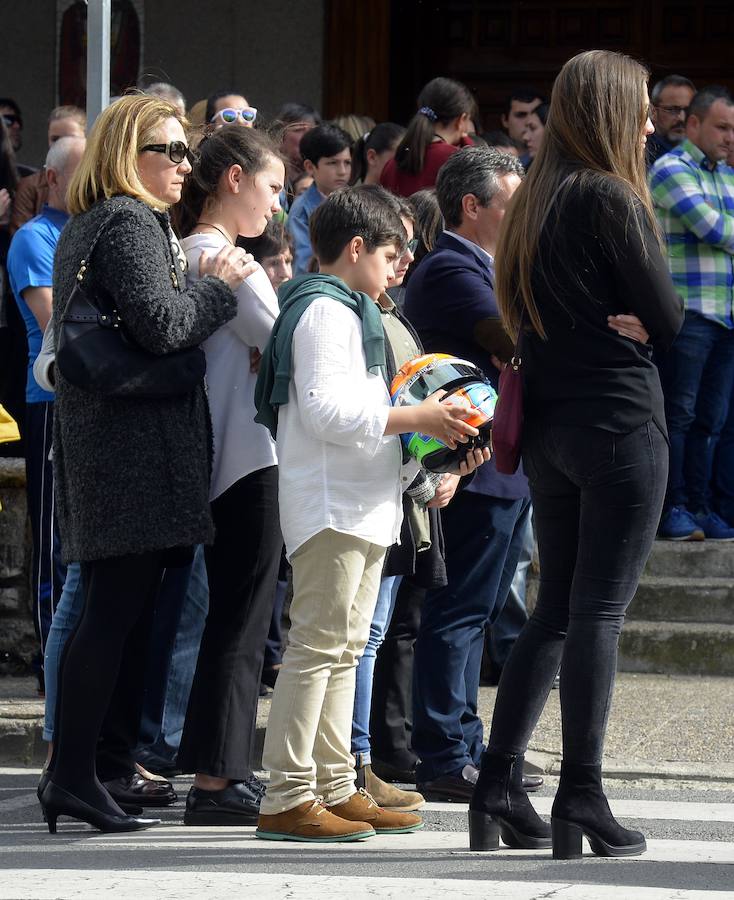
left=352, top=574, right=403, bottom=766
left=137, top=544, right=209, bottom=765
left=43, top=562, right=83, bottom=742
left=662, top=310, right=734, bottom=512
left=488, top=510, right=533, bottom=668
left=413, top=492, right=531, bottom=781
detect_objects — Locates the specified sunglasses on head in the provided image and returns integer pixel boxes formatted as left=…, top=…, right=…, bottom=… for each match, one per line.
left=212, top=107, right=258, bottom=125
left=1, top=113, right=22, bottom=128
left=141, top=140, right=194, bottom=164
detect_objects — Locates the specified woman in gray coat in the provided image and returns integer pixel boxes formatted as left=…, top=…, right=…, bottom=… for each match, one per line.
left=40, top=95, right=255, bottom=833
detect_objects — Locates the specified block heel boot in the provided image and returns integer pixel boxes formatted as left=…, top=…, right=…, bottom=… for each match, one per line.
left=468, top=751, right=551, bottom=851
left=551, top=762, right=646, bottom=859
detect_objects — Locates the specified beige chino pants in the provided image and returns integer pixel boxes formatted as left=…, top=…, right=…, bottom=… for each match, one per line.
left=260, top=529, right=386, bottom=815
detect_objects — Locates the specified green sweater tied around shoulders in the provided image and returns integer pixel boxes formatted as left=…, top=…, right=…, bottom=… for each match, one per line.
left=254, top=273, right=387, bottom=439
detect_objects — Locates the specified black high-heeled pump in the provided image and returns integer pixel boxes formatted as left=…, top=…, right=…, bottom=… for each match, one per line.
left=551, top=762, right=646, bottom=859
left=40, top=781, right=161, bottom=834
left=468, top=751, right=551, bottom=851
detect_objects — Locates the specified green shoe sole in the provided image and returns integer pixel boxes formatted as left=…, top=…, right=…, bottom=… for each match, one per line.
left=255, top=828, right=376, bottom=843
left=375, top=822, right=425, bottom=835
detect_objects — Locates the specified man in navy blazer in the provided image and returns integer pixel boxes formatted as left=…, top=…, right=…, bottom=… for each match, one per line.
left=404, top=147, right=539, bottom=800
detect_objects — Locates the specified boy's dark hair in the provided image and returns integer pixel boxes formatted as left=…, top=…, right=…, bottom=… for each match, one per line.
left=350, top=121, right=405, bottom=184
left=275, top=102, right=322, bottom=126
left=436, top=146, right=524, bottom=229
left=238, top=217, right=293, bottom=262
left=686, top=85, right=734, bottom=123
left=532, top=103, right=550, bottom=126
left=395, top=77, right=477, bottom=176
left=300, top=124, right=352, bottom=166
left=178, top=125, right=280, bottom=236
left=309, top=185, right=407, bottom=265
left=404, top=188, right=443, bottom=282
left=205, top=89, right=247, bottom=124
left=358, top=183, right=415, bottom=225
left=504, top=87, right=545, bottom=115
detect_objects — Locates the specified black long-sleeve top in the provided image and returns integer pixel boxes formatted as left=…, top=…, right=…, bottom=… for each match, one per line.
left=522, top=176, right=684, bottom=437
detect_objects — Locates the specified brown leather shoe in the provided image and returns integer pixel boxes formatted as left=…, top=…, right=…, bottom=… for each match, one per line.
left=356, top=764, right=425, bottom=812
left=329, top=788, right=423, bottom=833
left=256, top=798, right=375, bottom=842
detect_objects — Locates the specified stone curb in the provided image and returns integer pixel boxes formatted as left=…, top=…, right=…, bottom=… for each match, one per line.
left=2, top=717, right=732, bottom=785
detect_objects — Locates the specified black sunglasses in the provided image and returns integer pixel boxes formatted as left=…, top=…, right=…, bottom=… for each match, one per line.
left=1, top=113, right=22, bottom=128
left=141, top=140, right=194, bottom=164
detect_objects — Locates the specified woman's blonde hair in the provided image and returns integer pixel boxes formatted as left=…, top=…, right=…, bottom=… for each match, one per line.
left=67, top=93, right=188, bottom=215
left=495, top=50, right=658, bottom=340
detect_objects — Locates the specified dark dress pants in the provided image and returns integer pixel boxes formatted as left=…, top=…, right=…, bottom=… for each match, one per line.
left=488, top=422, right=667, bottom=764
left=370, top=577, right=425, bottom=770
left=178, top=466, right=282, bottom=779
left=413, top=490, right=530, bottom=782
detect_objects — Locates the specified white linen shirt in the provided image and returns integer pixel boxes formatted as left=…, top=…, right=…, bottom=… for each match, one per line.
left=182, top=233, right=279, bottom=501
left=277, top=297, right=403, bottom=558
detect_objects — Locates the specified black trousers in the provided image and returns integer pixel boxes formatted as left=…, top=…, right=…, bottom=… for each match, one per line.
left=370, top=577, right=424, bottom=769
left=488, top=422, right=667, bottom=765
left=178, top=466, right=282, bottom=779
left=51, top=551, right=166, bottom=800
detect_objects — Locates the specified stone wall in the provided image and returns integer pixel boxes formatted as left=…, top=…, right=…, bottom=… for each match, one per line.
left=0, top=460, right=35, bottom=671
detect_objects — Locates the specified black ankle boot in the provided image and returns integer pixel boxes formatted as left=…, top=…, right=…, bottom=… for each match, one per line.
left=551, top=762, right=646, bottom=859
left=468, top=751, right=551, bottom=851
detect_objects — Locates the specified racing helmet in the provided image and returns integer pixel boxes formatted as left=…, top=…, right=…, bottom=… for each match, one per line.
left=390, top=353, right=497, bottom=474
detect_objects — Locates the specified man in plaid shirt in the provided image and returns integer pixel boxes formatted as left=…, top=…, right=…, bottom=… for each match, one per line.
left=650, top=86, right=734, bottom=541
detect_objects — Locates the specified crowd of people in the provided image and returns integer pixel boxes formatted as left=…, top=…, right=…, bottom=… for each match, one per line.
left=0, top=48, right=732, bottom=858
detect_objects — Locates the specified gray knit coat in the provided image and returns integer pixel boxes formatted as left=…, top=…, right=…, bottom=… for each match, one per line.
left=51, top=196, right=238, bottom=563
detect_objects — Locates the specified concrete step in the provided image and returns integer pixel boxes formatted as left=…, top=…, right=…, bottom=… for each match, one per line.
left=645, top=540, right=734, bottom=579
left=629, top=576, right=734, bottom=625
left=618, top=621, right=734, bottom=676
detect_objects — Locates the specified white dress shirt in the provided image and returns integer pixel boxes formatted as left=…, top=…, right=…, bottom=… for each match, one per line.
left=277, top=297, right=403, bottom=558
left=182, top=233, right=279, bottom=501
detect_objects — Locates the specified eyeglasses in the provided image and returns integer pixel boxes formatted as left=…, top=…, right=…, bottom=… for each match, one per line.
left=141, top=141, right=194, bottom=164
left=1, top=114, right=22, bottom=128
left=404, top=238, right=419, bottom=254
left=654, top=104, right=688, bottom=118
left=212, top=107, right=258, bottom=126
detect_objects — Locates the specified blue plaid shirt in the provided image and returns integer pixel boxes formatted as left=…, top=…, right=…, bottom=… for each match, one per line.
left=649, top=139, right=734, bottom=328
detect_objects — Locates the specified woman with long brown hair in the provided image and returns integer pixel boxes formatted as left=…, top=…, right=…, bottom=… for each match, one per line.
left=469, top=50, right=683, bottom=859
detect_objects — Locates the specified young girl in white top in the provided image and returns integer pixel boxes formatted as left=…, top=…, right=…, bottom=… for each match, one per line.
left=176, top=126, right=286, bottom=825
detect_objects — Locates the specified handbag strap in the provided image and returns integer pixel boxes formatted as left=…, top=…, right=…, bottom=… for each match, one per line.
left=75, top=198, right=138, bottom=285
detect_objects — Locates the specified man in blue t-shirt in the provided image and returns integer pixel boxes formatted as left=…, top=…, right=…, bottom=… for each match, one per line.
left=7, top=135, right=85, bottom=686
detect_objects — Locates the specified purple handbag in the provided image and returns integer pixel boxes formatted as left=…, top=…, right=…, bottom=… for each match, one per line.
left=491, top=343, right=524, bottom=475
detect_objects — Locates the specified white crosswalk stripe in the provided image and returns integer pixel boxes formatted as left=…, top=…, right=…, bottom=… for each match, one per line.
left=1, top=782, right=732, bottom=899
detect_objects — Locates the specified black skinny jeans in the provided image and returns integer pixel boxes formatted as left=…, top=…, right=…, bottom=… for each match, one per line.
left=488, top=421, right=667, bottom=765
left=50, top=551, right=167, bottom=809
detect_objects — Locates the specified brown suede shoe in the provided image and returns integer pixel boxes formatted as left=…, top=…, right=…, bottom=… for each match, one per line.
left=329, top=788, right=423, bottom=834
left=256, top=798, right=375, bottom=843
left=356, top=764, right=425, bottom=812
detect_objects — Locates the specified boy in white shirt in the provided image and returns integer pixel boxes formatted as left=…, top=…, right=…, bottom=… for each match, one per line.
left=255, top=187, right=478, bottom=842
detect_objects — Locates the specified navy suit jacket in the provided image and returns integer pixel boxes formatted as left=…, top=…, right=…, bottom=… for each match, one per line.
left=404, top=231, right=528, bottom=500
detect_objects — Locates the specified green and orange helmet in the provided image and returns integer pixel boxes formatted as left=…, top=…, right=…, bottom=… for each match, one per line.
left=390, top=353, right=497, bottom=474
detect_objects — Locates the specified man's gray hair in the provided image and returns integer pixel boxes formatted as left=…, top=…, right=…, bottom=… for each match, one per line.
left=436, top=146, right=524, bottom=228
left=45, top=135, right=85, bottom=173
left=650, top=74, right=696, bottom=105
left=145, top=82, right=186, bottom=111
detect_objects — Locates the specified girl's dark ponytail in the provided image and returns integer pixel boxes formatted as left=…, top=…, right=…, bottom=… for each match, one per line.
left=394, top=76, right=477, bottom=175
left=350, top=122, right=405, bottom=185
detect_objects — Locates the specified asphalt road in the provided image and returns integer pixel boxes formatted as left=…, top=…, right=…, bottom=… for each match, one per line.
left=0, top=768, right=732, bottom=898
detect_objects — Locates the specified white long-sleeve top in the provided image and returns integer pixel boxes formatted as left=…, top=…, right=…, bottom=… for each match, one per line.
left=277, top=297, right=403, bottom=558
left=182, top=233, right=279, bottom=501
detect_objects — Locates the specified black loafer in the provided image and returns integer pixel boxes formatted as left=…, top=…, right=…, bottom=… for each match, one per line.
left=522, top=774, right=544, bottom=792
left=417, top=769, right=477, bottom=802
left=183, top=781, right=261, bottom=826
left=103, top=772, right=177, bottom=808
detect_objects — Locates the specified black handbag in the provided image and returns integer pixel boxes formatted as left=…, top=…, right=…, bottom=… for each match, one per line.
left=56, top=204, right=206, bottom=399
